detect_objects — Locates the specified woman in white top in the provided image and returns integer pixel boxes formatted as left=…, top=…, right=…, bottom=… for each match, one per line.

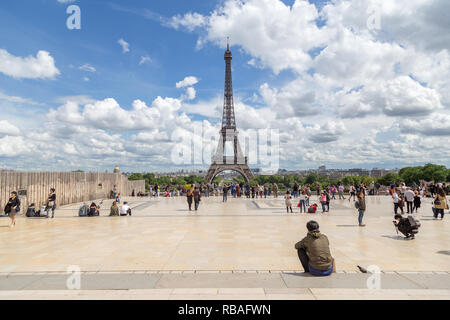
left=392, top=188, right=403, bottom=215
left=285, top=191, right=293, bottom=213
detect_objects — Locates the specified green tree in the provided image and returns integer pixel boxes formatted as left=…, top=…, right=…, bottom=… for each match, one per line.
left=128, top=173, right=143, bottom=181
left=305, top=173, right=319, bottom=185
left=376, top=173, right=401, bottom=186
left=422, top=163, right=447, bottom=182
left=399, top=166, right=422, bottom=185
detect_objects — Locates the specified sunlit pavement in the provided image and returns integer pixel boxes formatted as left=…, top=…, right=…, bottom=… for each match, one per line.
left=1, top=195, right=449, bottom=299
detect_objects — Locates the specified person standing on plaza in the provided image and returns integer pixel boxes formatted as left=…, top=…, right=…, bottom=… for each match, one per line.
left=273, top=183, right=278, bottom=198
left=295, top=221, right=335, bottom=276
left=325, top=189, right=331, bottom=212
left=393, top=188, right=403, bottom=215
left=433, top=187, right=448, bottom=219
left=306, top=187, right=311, bottom=206
left=236, top=184, right=241, bottom=197
left=356, top=189, right=366, bottom=226
left=285, top=191, right=293, bottom=213
left=187, top=185, right=194, bottom=211
left=4, top=191, right=20, bottom=228
left=223, top=184, right=229, bottom=202
left=404, top=187, right=415, bottom=214
left=293, top=183, right=299, bottom=198
left=193, top=186, right=201, bottom=211
left=298, top=190, right=307, bottom=213
left=256, top=184, right=261, bottom=198
left=264, top=185, right=268, bottom=198
left=319, top=191, right=327, bottom=213
left=45, top=188, right=56, bottom=218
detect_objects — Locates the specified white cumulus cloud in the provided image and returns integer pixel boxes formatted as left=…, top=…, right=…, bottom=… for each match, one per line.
left=0, top=49, right=60, bottom=79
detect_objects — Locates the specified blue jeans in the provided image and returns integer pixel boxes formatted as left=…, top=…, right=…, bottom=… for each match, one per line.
left=223, top=193, right=228, bottom=202
left=358, top=209, right=364, bottom=225
left=321, top=202, right=327, bottom=212
left=299, top=200, right=306, bottom=212
left=309, top=264, right=333, bottom=277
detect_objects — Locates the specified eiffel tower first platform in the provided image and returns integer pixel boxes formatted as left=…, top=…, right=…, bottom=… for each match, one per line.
left=205, top=41, right=255, bottom=184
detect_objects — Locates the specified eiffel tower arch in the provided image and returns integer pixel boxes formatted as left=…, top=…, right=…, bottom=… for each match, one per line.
left=205, top=40, right=254, bottom=184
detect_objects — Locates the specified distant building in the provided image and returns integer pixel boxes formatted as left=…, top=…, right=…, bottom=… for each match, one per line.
left=370, top=168, right=393, bottom=177
left=113, top=165, right=120, bottom=174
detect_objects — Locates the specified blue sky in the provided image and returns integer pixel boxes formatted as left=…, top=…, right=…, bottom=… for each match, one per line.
left=0, top=0, right=280, bottom=111
left=0, top=0, right=449, bottom=172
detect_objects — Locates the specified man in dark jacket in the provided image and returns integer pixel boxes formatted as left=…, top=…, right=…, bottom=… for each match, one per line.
left=295, top=221, right=335, bottom=276
left=394, top=214, right=417, bottom=239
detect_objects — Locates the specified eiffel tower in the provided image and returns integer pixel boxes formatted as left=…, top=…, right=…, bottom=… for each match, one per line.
left=205, top=39, right=254, bottom=183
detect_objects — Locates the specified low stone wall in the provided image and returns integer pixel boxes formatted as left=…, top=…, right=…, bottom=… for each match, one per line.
left=0, top=171, right=145, bottom=214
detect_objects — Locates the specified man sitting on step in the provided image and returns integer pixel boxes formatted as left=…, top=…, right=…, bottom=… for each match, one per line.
left=295, top=221, right=336, bottom=276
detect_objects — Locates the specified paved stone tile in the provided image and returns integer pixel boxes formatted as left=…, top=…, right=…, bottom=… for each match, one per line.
left=282, top=273, right=424, bottom=289
left=264, top=288, right=312, bottom=295
left=22, top=274, right=162, bottom=290
left=218, top=288, right=265, bottom=295
left=265, top=294, right=315, bottom=300
left=172, top=288, right=218, bottom=295
left=155, top=274, right=286, bottom=289
left=399, top=274, right=450, bottom=289
left=0, top=275, right=44, bottom=290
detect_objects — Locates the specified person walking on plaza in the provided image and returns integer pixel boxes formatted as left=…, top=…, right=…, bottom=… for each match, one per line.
left=404, top=187, right=415, bottom=214
left=285, top=191, right=293, bottom=213
left=356, top=189, right=366, bottom=227
left=45, top=188, right=56, bottom=218
left=338, top=183, right=345, bottom=200
left=348, top=185, right=356, bottom=202
left=109, top=201, right=119, bottom=216
left=4, top=191, right=20, bottom=228
left=187, top=185, right=194, bottom=210
left=273, top=183, right=278, bottom=198
left=193, top=186, right=201, bottom=211
left=331, top=185, right=337, bottom=200
left=413, top=190, right=421, bottom=213
left=433, top=187, right=448, bottom=220
left=295, top=221, right=335, bottom=276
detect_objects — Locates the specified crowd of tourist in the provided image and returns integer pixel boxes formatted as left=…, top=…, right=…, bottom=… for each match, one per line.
left=2, top=180, right=448, bottom=279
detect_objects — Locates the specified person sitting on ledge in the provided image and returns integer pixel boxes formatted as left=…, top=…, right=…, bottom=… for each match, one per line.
left=109, top=201, right=119, bottom=216
left=120, top=201, right=131, bottom=216
left=88, top=202, right=99, bottom=216
left=295, top=220, right=336, bottom=276
left=78, top=202, right=89, bottom=217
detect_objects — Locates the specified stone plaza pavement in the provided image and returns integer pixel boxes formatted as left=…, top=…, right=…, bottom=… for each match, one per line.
left=1, top=195, right=449, bottom=299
